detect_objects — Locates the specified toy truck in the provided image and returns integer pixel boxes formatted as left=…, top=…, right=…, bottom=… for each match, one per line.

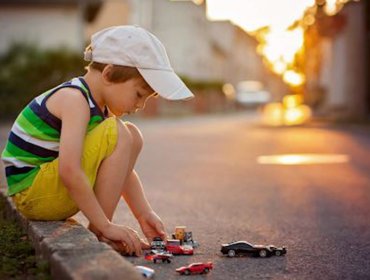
left=172, top=226, right=199, bottom=247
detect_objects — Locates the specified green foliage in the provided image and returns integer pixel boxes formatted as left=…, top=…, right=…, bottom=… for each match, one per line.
left=0, top=197, right=51, bottom=279
left=0, top=44, right=86, bottom=120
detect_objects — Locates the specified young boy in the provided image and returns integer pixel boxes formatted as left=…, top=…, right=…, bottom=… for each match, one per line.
left=1, top=25, right=193, bottom=256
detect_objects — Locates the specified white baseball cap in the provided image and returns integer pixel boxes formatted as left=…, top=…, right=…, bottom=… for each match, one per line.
left=84, top=25, right=194, bottom=101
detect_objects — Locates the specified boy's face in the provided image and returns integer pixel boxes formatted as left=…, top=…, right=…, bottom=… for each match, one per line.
left=103, top=77, right=156, bottom=116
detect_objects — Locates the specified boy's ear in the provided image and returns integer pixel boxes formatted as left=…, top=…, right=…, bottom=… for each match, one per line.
left=101, top=64, right=114, bottom=85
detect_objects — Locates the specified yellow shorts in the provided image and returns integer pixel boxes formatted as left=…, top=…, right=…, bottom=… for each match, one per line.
left=12, top=117, right=119, bottom=220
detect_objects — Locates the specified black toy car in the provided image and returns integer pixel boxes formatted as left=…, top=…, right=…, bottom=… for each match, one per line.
left=221, top=241, right=287, bottom=258
left=151, top=237, right=166, bottom=250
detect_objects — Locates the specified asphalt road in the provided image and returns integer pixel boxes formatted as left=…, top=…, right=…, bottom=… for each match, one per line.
left=2, top=112, right=370, bottom=279
left=111, top=112, right=370, bottom=280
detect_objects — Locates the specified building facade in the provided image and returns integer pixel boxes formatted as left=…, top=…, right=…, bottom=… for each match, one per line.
left=0, top=0, right=102, bottom=54
left=126, top=0, right=267, bottom=86
left=306, top=1, right=369, bottom=119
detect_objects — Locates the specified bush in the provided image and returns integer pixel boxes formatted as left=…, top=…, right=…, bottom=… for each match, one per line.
left=0, top=44, right=86, bottom=120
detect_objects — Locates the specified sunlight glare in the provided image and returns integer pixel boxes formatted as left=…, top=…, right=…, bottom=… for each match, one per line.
left=283, top=95, right=303, bottom=109
left=284, top=105, right=312, bottom=125
left=262, top=96, right=312, bottom=126
left=324, top=0, right=344, bottom=15
left=257, top=154, right=350, bottom=165
left=283, top=70, right=306, bottom=87
left=206, top=0, right=316, bottom=32
left=260, top=27, right=304, bottom=79
left=206, top=0, right=353, bottom=89
left=206, top=0, right=355, bottom=125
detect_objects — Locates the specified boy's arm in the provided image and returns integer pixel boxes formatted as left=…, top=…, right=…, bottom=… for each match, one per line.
left=53, top=89, right=143, bottom=255
left=56, top=89, right=110, bottom=231
left=122, top=170, right=152, bottom=219
left=122, top=171, right=167, bottom=241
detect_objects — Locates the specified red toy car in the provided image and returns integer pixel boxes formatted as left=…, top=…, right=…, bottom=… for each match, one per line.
left=145, top=251, right=173, bottom=263
left=166, top=239, right=194, bottom=255
left=176, top=262, right=213, bottom=275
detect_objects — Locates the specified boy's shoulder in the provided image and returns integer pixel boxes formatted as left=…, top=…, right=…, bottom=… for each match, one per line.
left=45, top=87, right=90, bottom=120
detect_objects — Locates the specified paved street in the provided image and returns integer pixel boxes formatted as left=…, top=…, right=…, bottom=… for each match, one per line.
left=2, top=112, right=370, bottom=279
left=76, top=112, right=370, bottom=279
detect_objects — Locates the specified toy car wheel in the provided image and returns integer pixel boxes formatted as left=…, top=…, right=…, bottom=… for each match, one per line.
left=204, top=268, right=209, bottom=273
left=153, top=259, right=157, bottom=264
left=184, top=269, right=191, bottom=275
left=275, top=250, right=281, bottom=256
left=228, top=250, right=236, bottom=257
left=166, top=259, right=171, bottom=263
left=259, top=250, right=267, bottom=258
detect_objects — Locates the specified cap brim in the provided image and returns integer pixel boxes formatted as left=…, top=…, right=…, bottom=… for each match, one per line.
left=138, top=68, right=194, bottom=100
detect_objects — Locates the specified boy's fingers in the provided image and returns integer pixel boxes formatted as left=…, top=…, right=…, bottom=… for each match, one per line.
left=127, top=230, right=142, bottom=256
left=160, top=234, right=167, bottom=242
left=132, top=238, right=142, bottom=256
left=156, top=223, right=166, bottom=233
left=122, top=232, right=135, bottom=255
left=115, top=241, right=127, bottom=252
left=140, top=239, right=150, bottom=249
left=157, top=227, right=167, bottom=241
left=98, top=236, right=126, bottom=252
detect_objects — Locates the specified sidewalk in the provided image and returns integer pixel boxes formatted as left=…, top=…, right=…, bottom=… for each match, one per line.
left=0, top=122, right=144, bottom=279
left=0, top=175, right=142, bottom=280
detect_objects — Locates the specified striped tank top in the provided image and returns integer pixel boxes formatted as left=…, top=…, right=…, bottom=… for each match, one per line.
left=1, top=77, right=106, bottom=195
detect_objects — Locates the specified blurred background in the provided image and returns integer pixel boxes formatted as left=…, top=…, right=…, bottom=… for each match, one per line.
left=0, top=0, right=368, bottom=126
left=1, top=2, right=370, bottom=278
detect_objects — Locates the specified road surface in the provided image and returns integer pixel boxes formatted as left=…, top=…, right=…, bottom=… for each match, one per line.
left=3, top=112, right=370, bottom=279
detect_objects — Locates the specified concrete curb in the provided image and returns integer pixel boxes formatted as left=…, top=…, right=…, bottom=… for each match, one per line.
left=0, top=189, right=142, bottom=280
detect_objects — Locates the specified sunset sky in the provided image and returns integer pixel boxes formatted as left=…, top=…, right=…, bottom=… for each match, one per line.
left=205, top=0, right=316, bottom=32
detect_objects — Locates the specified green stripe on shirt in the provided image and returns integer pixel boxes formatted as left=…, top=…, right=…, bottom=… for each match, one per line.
left=88, top=115, right=104, bottom=131
left=23, top=106, right=60, bottom=138
left=7, top=168, right=39, bottom=196
left=3, top=142, right=55, bottom=165
left=17, top=112, right=59, bottom=141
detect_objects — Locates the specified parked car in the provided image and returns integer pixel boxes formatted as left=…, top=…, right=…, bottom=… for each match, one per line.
left=166, top=239, right=194, bottom=255
left=235, top=80, right=271, bottom=107
left=135, top=266, right=155, bottom=278
left=176, top=262, right=213, bottom=275
left=220, top=241, right=287, bottom=258
left=145, top=251, right=173, bottom=263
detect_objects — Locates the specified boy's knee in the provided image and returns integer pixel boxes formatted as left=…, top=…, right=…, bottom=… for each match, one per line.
left=116, top=119, right=134, bottom=148
left=115, top=120, right=143, bottom=153
left=125, top=122, right=143, bottom=152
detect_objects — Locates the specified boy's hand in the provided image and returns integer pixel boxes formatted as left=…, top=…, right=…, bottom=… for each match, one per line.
left=101, top=223, right=149, bottom=256
left=137, top=210, right=167, bottom=243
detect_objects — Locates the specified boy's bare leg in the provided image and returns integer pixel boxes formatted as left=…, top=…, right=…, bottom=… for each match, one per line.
left=88, top=121, right=143, bottom=236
